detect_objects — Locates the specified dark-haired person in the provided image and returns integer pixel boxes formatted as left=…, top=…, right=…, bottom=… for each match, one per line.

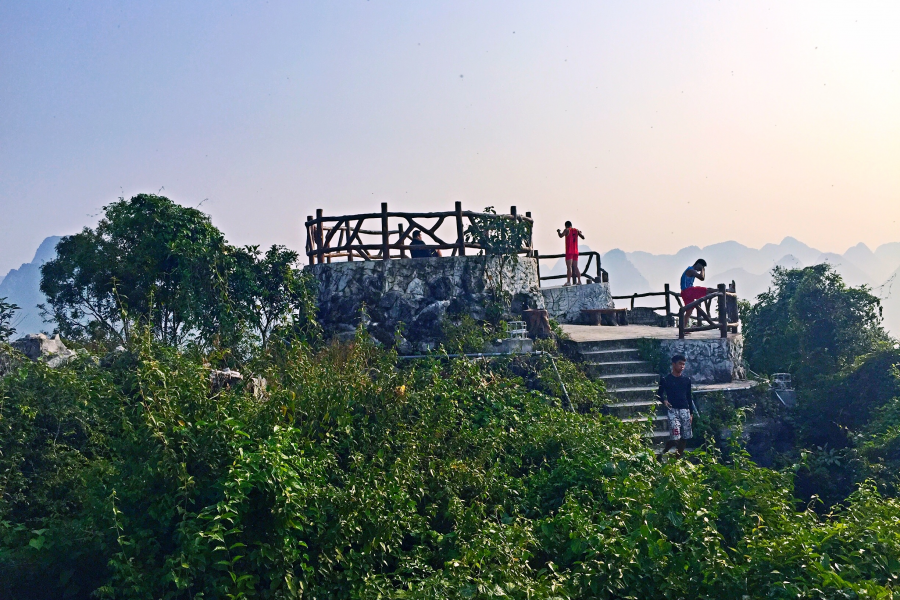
left=556, top=221, right=585, bottom=286
left=680, top=259, right=715, bottom=326
left=657, top=354, right=697, bottom=459
left=409, top=230, right=442, bottom=258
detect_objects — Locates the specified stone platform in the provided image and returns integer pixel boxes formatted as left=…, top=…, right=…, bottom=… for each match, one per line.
left=307, top=255, right=544, bottom=346
left=540, top=282, right=613, bottom=324
left=561, top=324, right=744, bottom=384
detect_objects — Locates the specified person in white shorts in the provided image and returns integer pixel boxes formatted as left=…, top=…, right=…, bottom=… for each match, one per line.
left=657, top=354, right=697, bottom=458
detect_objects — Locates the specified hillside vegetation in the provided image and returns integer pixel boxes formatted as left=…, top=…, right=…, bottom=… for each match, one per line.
left=3, top=338, right=900, bottom=599
left=1, top=195, right=900, bottom=599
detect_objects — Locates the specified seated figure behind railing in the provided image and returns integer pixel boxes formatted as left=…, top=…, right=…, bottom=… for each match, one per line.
left=409, top=230, right=442, bottom=259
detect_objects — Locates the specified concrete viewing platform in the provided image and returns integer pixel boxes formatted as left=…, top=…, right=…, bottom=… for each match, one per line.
left=560, top=324, right=739, bottom=343
left=560, top=324, right=745, bottom=386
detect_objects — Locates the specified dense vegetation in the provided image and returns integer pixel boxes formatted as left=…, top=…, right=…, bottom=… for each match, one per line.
left=742, top=264, right=900, bottom=506
left=3, top=338, right=900, bottom=599
left=1, top=195, right=900, bottom=598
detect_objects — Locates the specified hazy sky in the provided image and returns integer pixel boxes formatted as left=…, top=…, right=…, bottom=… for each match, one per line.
left=2, top=1, right=899, bottom=274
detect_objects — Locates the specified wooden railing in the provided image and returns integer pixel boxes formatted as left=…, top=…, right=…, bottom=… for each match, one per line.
left=534, top=251, right=608, bottom=285
left=612, top=284, right=683, bottom=326
left=677, top=282, right=740, bottom=339
left=304, top=202, right=534, bottom=264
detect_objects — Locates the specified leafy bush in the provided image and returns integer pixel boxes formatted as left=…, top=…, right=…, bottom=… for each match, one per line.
left=3, top=340, right=900, bottom=598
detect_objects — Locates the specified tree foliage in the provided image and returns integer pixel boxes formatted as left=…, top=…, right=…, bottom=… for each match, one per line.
left=742, top=264, right=888, bottom=386
left=39, top=194, right=318, bottom=353
left=3, top=340, right=900, bottom=599
left=0, top=297, right=19, bottom=342
left=40, top=194, right=233, bottom=346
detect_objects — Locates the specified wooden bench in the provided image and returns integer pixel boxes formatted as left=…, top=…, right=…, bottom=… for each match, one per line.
left=582, top=308, right=628, bottom=326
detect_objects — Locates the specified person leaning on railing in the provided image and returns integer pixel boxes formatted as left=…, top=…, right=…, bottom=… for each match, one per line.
left=409, top=229, right=442, bottom=258
left=679, top=259, right=716, bottom=326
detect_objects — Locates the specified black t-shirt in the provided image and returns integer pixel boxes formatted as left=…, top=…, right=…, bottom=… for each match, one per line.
left=410, top=238, right=437, bottom=258
left=657, top=373, right=693, bottom=410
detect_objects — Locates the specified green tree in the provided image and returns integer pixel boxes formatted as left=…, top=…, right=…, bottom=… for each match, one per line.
left=40, top=194, right=234, bottom=347
left=230, top=245, right=320, bottom=348
left=742, top=264, right=888, bottom=386
left=0, top=297, right=20, bottom=342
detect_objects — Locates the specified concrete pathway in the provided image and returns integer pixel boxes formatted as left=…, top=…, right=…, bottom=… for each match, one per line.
left=561, top=324, right=738, bottom=342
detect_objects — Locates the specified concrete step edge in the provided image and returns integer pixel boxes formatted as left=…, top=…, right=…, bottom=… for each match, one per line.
left=621, top=415, right=667, bottom=423
left=584, top=360, right=649, bottom=366
left=607, top=400, right=661, bottom=408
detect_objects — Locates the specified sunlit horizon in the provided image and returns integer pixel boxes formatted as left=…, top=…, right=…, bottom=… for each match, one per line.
left=2, top=1, right=898, bottom=274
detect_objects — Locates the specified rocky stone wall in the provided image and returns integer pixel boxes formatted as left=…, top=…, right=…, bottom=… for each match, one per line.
left=540, top=282, right=613, bottom=324
left=658, top=334, right=745, bottom=384
left=307, top=256, right=544, bottom=346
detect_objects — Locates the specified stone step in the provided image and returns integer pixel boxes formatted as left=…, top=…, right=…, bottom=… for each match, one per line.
left=598, top=373, right=660, bottom=389
left=584, top=360, right=654, bottom=376
left=621, top=414, right=669, bottom=432
left=577, top=348, right=641, bottom=362
left=566, top=338, right=644, bottom=353
left=606, top=385, right=660, bottom=401
left=605, top=399, right=663, bottom=418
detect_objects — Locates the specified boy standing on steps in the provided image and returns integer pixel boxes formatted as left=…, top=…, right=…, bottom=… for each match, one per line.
left=657, top=354, right=696, bottom=459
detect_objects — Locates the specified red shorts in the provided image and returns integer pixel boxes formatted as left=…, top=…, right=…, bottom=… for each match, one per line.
left=681, top=286, right=708, bottom=305
left=565, top=254, right=579, bottom=262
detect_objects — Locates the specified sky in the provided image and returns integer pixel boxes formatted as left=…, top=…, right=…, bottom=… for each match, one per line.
left=1, top=1, right=899, bottom=274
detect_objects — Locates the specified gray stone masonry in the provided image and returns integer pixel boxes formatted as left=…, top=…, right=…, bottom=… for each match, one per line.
left=307, top=256, right=544, bottom=345
left=540, top=282, right=614, bottom=324
left=659, top=335, right=745, bottom=384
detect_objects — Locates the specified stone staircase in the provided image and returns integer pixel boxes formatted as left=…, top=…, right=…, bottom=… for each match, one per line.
left=572, top=339, right=669, bottom=442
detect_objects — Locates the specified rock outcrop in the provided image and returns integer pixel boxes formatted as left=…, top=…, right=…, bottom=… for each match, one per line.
left=10, top=333, right=77, bottom=368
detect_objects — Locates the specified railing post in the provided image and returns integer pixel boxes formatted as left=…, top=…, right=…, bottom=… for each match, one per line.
left=525, top=211, right=532, bottom=255
left=664, top=283, right=671, bottom=326
left=717, top=283, right=727, bottom=338
left=455, top=201, right=466, bottom=256
left=535, top=249, right=541, bottom=283
left=732, top=279, right=739, bottom=328
left=347, top=222, right=353, bottom=261
left=398, top=223, right=406, bottom=258
left=631, top=295, right=636, bottom=310
left=381, top=203, right=390, bottom=261
left=315, top=209, right=324, bottom=264
left=510, top=206, right=517, bottom=254
left=306, top=215, right=314, bottom=265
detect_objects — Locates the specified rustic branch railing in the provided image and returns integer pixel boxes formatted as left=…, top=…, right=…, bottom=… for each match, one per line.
left=612, top=284, right=683, bottom=326
left=534, top=251, right=608, bottom=285
left=305, top=202, right=534, bottom=264
left=677, top=281, right=740, bottom=339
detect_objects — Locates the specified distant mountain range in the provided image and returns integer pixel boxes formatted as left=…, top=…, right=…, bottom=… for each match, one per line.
left=3, top=236, right=900, bottom=338
left=545, top=237, right=900, bottom=337
left=0, top=236, right=61, bottom=336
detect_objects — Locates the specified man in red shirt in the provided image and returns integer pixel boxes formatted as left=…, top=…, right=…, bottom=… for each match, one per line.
left=557, top=221, right=585, bottom=286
